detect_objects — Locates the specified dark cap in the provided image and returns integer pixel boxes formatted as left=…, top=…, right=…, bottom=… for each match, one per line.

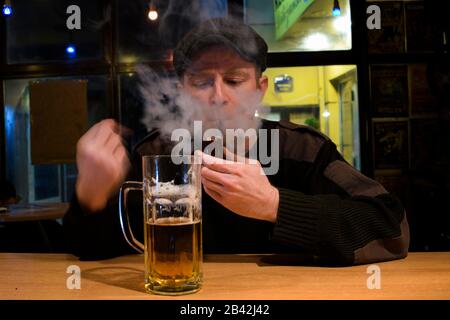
left=173, top=17, right=268, bottom=77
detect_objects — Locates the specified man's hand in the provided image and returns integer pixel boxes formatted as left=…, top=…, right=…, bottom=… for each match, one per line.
left=75, top=119, right=130, bottom=212
left=200, top=151, right=279, bottom=223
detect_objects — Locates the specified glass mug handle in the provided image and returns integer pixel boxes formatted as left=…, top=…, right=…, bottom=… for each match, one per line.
left=119, top=181, right=144, bottom=254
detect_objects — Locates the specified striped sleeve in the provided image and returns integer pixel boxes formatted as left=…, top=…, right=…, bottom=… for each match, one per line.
left=271, top=139, right=409, bottom=265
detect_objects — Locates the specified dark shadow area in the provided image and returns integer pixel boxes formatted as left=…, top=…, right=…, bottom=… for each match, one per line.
left=81, top=266, right=145, bottom=293
left=0, top=220, right=66, bottom=253
left=204, top=253, right=319, bottom=267
left=258, top=254, right=320, bottom=267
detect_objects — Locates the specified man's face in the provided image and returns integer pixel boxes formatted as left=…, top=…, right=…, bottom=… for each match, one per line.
left=181, top=45, right=268, bottom=124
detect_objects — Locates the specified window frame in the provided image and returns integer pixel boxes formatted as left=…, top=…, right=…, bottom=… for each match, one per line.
left=1, top=0, right=436, bottom=185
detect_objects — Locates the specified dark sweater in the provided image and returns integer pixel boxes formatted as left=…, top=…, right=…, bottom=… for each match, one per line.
left=63, top=119, right=409, bottom=265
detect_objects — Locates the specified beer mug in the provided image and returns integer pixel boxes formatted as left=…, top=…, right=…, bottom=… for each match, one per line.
left=119, top=155, right=202, bottom=295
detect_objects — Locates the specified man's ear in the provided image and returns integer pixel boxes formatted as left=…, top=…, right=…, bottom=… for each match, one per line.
left=258, top=75, right=268, bottom=96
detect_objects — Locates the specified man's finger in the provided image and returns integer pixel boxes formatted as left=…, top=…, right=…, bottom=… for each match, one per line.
left=201, top=151, right=233, bottom=165
left=113, top=143, right=128, bottom=160
left=223, top=146, right=259, bottom=165
left=201, top=167, right=229, bottom=187
left=201, top=152, right=237, bottom=174
left=202, top=176, right=226, bottom=195
left=203, top=184, right=223, bottom=203
left=105, top=133, right=122, bottom=151
left=94, top=120, right=119, bottom=144
left=94, top=128, right=115, bottom=146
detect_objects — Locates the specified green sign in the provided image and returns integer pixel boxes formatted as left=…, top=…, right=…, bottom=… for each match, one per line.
left=273, top=0, right=315, bottom=40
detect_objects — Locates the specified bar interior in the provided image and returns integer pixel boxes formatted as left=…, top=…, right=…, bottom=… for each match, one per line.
left=0, top=0, right=449, bottom=301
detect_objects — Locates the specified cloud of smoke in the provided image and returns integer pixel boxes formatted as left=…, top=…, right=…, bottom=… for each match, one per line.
left=158, top=0, right=228, bottom=48
left=137, top=65, right=268, bottom=142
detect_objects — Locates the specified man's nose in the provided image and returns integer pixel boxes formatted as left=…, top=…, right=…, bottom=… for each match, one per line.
left=210, top=78, right=228, bottom=106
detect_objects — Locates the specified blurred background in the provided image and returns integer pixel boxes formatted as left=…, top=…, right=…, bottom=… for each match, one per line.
left=0, top=0, right=449, bottom=253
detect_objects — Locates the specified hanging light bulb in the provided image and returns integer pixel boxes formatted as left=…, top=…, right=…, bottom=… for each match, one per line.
left=148, top=2, right=158, bottom=21
left=2, top=0, right=12, bottom=16
left=332, top=0, right=341, bottom=17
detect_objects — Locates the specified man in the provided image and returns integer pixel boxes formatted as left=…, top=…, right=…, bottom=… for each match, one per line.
left=63, top=18, right=409, bottom=265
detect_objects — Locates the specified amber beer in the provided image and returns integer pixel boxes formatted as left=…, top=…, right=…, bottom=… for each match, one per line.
left=144, top=214, right=202, bottom=294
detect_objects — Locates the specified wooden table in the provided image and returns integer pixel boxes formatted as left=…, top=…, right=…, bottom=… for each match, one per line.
left=0, top=203, right=69, bottom=222
left=0, top=252, right=449, bottom=300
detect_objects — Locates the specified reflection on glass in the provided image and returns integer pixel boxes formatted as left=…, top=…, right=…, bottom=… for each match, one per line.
left=6, top=0, right=104, bottom=64
left=116, top=0, right=228, bottom=63
left=4, top=76, right=109, bottom=203
left=261, top=65, right=360, bottom=169
left=245, top=0, right=352, bottom=52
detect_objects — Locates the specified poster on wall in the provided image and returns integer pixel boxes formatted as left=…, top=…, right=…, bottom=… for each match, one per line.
left=409, top=64, right=439, bottom=116
left=30, top=80, right=88, bottom=164
left=373, top=119, right=409, bottom=170
left=370, top=65, right=409, bottom=117
left=410, top=119, right=440, bottom=169
left=367, top=1, right=405, bottom=53
left=405, top=3, right=437, bottom=53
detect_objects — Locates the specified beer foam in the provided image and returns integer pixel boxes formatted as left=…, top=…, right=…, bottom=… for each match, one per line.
left=150, top=180, right=197, bottom=198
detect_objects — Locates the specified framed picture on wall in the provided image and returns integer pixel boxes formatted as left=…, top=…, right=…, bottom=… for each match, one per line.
left=409, top=64, right=439, bottom=116
left=367, top=1, right=405, bottom=53
left=405, top=2, right=437, bottom=53
left=372, top=119, right=409, bottom=170
left=370, top=65, right=409, bottom=117
left=410, top=118, right=440, bottom=169
left=374, top=171, right=409, bottom=203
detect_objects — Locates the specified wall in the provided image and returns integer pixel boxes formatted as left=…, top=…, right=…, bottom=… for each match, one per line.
left=262, top=65, right=357, bottom=155
left=262, top=66, right=319, bottom=106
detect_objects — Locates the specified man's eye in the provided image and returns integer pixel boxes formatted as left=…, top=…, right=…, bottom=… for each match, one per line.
left=192, top=79, right=213, bottom=88
left=225, top=79, right=243, bottom=86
